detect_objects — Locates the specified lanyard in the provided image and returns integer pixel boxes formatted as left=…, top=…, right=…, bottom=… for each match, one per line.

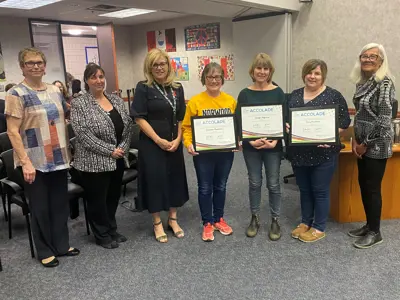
left=153, top=83, right=177, bottom=121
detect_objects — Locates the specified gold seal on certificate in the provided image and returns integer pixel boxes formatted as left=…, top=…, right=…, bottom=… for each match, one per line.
left=240, top=104, right=284, bottom=140
left=191, top=115, right=239, bottom=152
left=289, top=105, right=339, bottom=145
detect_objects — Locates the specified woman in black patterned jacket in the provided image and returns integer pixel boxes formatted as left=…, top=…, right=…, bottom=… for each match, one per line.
left=71, top=64, right=133, bottom=249
left=348, top=43, right=395, bottom=249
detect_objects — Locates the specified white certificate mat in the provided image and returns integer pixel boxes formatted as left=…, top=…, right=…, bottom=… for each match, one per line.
left=290, top=106, right=338, bottom=145
left=192, top=115, right=238, bottom=152
left=241, top=104, right=284, bottom=140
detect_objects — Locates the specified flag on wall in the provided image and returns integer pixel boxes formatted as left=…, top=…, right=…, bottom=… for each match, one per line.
left=147, top=28, right=176, bottom=52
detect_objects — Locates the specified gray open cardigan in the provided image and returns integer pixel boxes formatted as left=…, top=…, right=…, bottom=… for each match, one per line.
left=70, top=92, right=133, bottom=172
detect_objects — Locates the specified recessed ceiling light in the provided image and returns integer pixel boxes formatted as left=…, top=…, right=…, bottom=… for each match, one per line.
left=91, top=26, right=97, bottom=31
left=0, top=0, right=62, bottom=10
left=68, top=29, right=83, bottom=36
left=99, top=8, right=156, bottom=18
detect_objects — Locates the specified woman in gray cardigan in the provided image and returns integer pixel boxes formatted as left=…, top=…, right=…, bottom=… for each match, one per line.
left=71, top=64, right=133, bottom=249
left=348, top=43, right=395, bottom=249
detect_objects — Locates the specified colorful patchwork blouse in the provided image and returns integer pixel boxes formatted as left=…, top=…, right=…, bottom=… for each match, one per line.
left=5, top=82, right=70, bottom=172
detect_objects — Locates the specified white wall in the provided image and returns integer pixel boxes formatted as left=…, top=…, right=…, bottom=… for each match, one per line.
left=114, top=25, right=135, bottom=97
left=0, top=17, right=31, bottom=98
left=233, top=14, right=291, bottom=96
left=292, top=0, right=400, bottom=106
left=62, top=36, right=98, bottom=83
left=129, top=15, right=236, bottom=99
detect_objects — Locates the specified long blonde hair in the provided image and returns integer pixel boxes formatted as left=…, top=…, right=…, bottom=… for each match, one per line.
left=143, top=48, right=178, bottom=88
left=350, top=43, right=394, bottom=84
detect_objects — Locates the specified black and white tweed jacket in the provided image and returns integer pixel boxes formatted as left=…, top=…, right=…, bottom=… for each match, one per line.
left=71, top=92, right=133, bottom=172
left=353, top=76, right=395, bottom=159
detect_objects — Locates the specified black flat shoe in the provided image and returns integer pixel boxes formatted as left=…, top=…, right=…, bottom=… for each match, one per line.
left=111, top=233, right=127, bottom=243
left=96, top=240, right=119, bottom=249
left=348, top=224, right=369, bottom=238
left=353, top=231, right=383, bottom=249
left=41, top=257, right=59, bottom=268
left=60, top=248, right=80, bottom=257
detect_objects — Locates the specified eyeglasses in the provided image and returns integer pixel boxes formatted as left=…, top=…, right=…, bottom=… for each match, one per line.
left=206, top=76, right=222, bottom=82
left=359, top=54, right=380, bottom=62
left=24, top=61, right=45, bottom=68
left=152, top=62, right=168, bottom=69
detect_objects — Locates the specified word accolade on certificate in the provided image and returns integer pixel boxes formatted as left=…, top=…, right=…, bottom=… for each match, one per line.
left=240, top=104, right=284, bottom=140
left=191, top=115, right=239, bottom=152
left=289, top=105, right=339, bottom=145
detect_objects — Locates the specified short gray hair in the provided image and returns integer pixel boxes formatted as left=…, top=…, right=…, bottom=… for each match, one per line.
left=350, top=43, right=394, bottom=84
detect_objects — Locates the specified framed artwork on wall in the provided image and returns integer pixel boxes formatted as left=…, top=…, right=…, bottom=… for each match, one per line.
left=170, top=57, right=189, bottom=81
left=197, top=54, right=234, bottom=80
left=85, top=46, right=100, bottom=65
left=185, top=23, right=220, bottom=51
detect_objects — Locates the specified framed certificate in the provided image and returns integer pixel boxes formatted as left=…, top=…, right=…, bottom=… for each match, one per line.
left=191, top=114, right=239, bottom=152
left=289, top=105, right=339, bottom=145
left=240, top=104, right=284, bottom=140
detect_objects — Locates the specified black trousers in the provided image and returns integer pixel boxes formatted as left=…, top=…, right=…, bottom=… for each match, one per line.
left=80, top=160, right=124, bottom=243
left=24, top=169, right=70, bottom=260
left=357, top=156, right=387, bottom=233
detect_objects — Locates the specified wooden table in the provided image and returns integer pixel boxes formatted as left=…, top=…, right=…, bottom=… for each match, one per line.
left=330, top=142, right=400, bottom=223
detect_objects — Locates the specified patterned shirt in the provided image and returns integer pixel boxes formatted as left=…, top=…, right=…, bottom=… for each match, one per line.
left=5, top=83, right=71, bottom=172
left=287, top=86, right=351, bottom=167
left=353, top=76, right=395, bottom=159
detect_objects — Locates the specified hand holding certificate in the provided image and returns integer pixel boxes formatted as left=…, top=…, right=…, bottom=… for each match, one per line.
left=191, top=115, right=239, bottom=152
left=289, top=105, right=339, bottom=145
left=240, top=104, right=284, bottom=140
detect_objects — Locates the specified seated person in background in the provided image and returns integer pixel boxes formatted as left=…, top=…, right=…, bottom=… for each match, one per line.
left=71, top=79, right=83, bottom=98
left=53, top=80, right=71, bottom=120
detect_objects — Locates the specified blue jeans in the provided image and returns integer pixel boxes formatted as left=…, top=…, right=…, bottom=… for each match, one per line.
left=243, top=150, right=282, bottom=217
left=292, top=156, right=337, bottom=232
left=193, top=152, right=234, bottom=224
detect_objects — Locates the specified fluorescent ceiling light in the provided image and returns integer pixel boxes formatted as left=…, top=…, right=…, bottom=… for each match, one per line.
left=32, top=22, right=50, bottom=26
left=68, top=29, right=82, bottom=36
left=0, top=0, right=62, bottom=10
left=99, top=8, right=156, bottom=18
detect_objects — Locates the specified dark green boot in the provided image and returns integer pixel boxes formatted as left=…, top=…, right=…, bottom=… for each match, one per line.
left=246, top=214, right=260, bottom=238
left=269, top=217, right=281, bottom=241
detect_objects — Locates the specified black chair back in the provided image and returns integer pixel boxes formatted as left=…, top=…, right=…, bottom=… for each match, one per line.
left=0, top=132, right=12, bottom=153
left=67, top=122, right=75, bottom=139
left=0, top=149, right=24, bottom=187
left=392, top=99, right=398, bottom=119
left=130, top=124, right=140, bottom=149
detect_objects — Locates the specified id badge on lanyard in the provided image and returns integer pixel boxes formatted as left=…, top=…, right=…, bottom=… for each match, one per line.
left=153, top=83, right=177, bottom=126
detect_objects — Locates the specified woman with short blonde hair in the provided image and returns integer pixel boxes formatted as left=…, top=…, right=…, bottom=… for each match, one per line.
left=131, top=48, right=189, bottom=243
left=237, top=53, right=285, bottom=240
left=348, top=43, right=395, bottom=249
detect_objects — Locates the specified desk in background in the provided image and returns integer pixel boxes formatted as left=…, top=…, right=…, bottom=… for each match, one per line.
left=330, top=142, right=400, bottom=223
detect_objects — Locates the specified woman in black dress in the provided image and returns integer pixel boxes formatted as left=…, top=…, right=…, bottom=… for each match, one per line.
left=131, top=48, right=189, bottom=243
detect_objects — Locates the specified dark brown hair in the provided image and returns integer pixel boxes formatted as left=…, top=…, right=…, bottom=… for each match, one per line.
left=302, top=59, right=328, bottom=83
left=83, top=63, right=105, bottom=91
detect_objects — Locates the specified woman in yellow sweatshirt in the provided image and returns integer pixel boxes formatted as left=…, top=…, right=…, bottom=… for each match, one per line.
left=182, top=63, right=237, bottom=242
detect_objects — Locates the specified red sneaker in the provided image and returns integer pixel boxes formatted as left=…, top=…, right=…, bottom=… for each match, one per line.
left=202, top=223, right=214, bottom=242
left=214, top=218, right=233, bottom=235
